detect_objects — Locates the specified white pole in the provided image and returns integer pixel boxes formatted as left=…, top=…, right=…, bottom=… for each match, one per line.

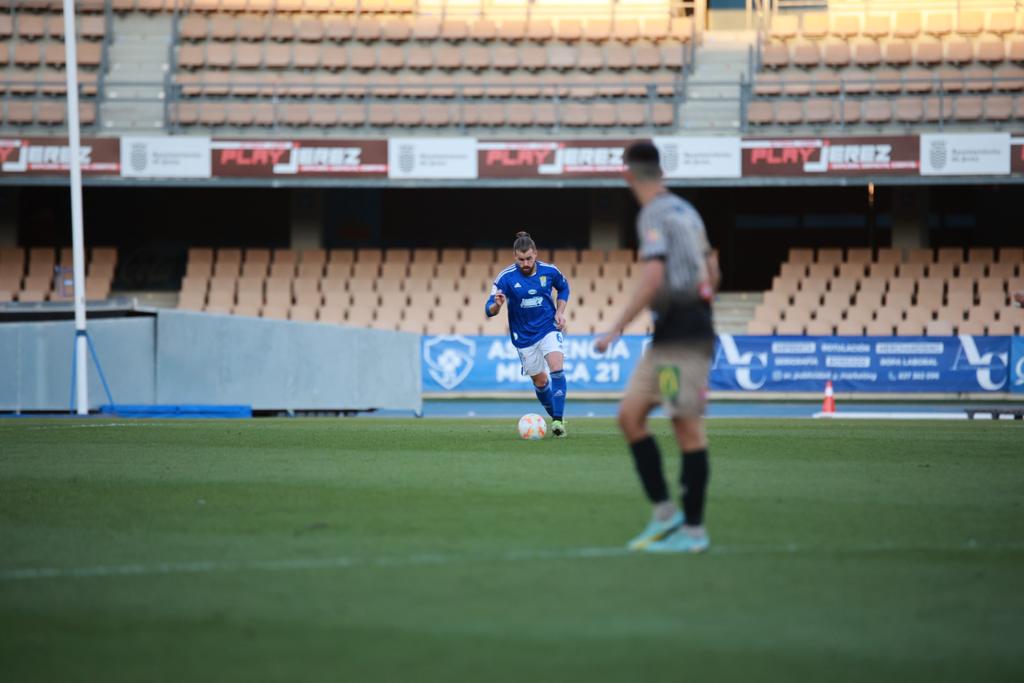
left=63, top=0, right=88, bottom=415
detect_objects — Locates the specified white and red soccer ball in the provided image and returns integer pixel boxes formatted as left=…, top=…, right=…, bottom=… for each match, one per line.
left=517, top=413, right=547, bottom=440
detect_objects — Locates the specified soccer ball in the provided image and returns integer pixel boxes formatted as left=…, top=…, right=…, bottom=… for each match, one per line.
left=518, top=413, right=547, bottom=440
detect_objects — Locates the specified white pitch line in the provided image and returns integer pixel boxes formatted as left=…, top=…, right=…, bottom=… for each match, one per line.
left=813, top=412, right=970, bottom=420
left=2, top=541, right=1021, bottom=582
left=7, top=422, right=188, bottom=431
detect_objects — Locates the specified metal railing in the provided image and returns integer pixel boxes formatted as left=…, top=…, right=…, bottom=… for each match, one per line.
left=164, top=76, right=686, bottom=133
left=742, top=73, right=1023, bottom=131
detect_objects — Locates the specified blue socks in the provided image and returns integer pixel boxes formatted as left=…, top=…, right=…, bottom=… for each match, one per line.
left=550, top=370, right=567, bottom=421
left=534, top=381, right=554, bottom=418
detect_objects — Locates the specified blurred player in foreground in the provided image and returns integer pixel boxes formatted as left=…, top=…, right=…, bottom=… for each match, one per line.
left=596, top=142, right=719, bottom=553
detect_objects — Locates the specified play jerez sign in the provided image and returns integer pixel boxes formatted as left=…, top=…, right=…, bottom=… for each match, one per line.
left=2, top=134, right=1019, bottom=180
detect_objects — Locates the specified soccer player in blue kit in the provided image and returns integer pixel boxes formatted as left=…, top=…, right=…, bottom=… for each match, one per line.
left=486, top=231, right=571, bottom=437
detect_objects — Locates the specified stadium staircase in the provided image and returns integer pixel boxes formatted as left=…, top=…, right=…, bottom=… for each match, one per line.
left=100, top=11, right=173, bottom=132
left=677, top=29, right=755, bottom=131
left=712, top=292, right=762, bottom=334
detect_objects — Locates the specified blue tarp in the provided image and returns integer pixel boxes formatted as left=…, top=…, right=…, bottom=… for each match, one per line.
left=99, top=404, right=252, bottom=419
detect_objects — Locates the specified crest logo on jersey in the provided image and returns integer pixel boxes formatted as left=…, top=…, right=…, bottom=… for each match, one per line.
left=423, top=335, right=476, bottom=390
left=540, top=276, right=547, bottom=287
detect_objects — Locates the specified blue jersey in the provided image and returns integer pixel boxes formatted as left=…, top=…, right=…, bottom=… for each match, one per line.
left=485, top=261, right=570, bottom=348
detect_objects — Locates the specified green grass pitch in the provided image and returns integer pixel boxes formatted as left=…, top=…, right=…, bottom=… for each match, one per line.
left=1, top=417, right=1023, bottom=683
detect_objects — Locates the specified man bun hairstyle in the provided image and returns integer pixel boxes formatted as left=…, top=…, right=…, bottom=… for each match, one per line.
left=514, top=231, right=537, bottom=253
left=624, top=141, right=663, bottom=181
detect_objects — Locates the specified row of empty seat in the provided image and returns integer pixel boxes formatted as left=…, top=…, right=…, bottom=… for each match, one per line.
left=116, top=0, right=673, bottom=17
left=175, top=71, right=679, bottom=97
left=2, top=1, right=105, bottom=12
left=747, top=94, right=1024, bottom=127
left=178, top=298, right=654, bottom=336
left=177, top=41, right=689, bottom=72
left=111, top=0, right=418, bottom=13
left=762, top=36, right=1024, bottom=70
left=2, top=100, right=97, bottom=126
left=0, top=246, right=116, bottom=303
left=784, top=246, right=1021, bottom=265
left=173, top=99, right=676, bottom=128
left=769, top=11, right=1023, bottom=43
left=185, top=245, right=637, bottom=265
left=0, top=12, right=106, bottom=41
left=753, top=68, right=1024, bottom=96
left=179, top=14, right=693, bottom=44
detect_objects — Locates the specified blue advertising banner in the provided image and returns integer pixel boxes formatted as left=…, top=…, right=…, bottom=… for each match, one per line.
left=1012, top=336, right=1024, bottom=394
left=711, top=335, right=1012, bottom=394
left=422, top=335, right=648, bottom=393
left=422, top=334, right=1015, bottom=395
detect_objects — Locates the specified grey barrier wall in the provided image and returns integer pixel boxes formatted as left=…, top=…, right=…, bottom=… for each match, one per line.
left=0, top=309, right=422, bottom=413
left=0, top=318, right=157, bottom=412
left=155, top=310, right=421, bottom=411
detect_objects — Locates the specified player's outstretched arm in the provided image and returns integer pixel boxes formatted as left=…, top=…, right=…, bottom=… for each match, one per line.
left=486, top=290, right=506, bottom=318
left=595, top=258, right=664, bottom=352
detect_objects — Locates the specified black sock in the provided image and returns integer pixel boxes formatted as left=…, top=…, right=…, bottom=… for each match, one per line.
left=680, top=449, right=710, bottom=525
left=629, top=436, right=669, bottom=504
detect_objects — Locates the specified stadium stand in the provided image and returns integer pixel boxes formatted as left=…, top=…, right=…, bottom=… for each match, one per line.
left=174, top=245, right=653, bottom=335
left=0, top=246, right=116, bottom=303
left=748, top=5, right=1024, bottom=129
left=166, top=4, right=693, bottom=132
left=749, top=246, right=1023, bottom=336
left=0, top=4, right=105, bottom=130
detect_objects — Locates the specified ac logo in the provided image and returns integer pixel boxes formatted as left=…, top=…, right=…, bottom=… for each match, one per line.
left=713, top=334, right=768, bottom=391
left=954, top=335, right=1009, bottom=391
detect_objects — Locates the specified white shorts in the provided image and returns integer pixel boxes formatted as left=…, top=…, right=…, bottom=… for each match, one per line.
left=516, top=331, right=565, bottom=377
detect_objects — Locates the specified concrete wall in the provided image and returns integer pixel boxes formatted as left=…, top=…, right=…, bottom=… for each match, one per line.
left=155, top=311, right=421, bottom=411
left=0, top=310, right=422, bottom=413
left=0, top=317, right=156, bottom=412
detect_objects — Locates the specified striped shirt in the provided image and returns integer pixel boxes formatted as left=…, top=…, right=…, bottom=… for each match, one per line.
left=636, top=192, right=715, bottom=343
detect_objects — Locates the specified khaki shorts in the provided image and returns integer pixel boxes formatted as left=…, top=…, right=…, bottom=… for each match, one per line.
left=625, top=342, right=713, bottom=418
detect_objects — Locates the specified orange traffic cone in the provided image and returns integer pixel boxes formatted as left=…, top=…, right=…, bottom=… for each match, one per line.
left=822, top=380, right=836, bottom=415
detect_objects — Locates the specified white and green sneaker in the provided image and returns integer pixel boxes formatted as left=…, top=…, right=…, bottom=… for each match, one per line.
left=627, top=510, right=684, bottom=551
left=551, top=419, right=566, bottom=438
left=644, top=527, right=710, bottom=554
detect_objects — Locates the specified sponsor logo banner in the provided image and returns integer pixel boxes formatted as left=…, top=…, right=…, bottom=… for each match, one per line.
left=0, top=137, right=120, bottom=175
left=1012, top=336, right=1024, bottom=394
left=423, top=335, right=1013, bottom=394
left=211, top=139, right=387, bottom=177
left=712, top=335, right=1011, bottom=393
left=653, top=136, right=741, bottom=179
left=920, top=132, right=1010, bottom=176
left=1011, top=135, right=1024, bottom=174
left=388, top=137, right=477, bottom=179
left=741, top=136, right=919, bottom=176
left=423, top=335, right=648, bottom=392
left=478, top=139, right=631, bottom=178
left=121, top=136, right=211, bottom=178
